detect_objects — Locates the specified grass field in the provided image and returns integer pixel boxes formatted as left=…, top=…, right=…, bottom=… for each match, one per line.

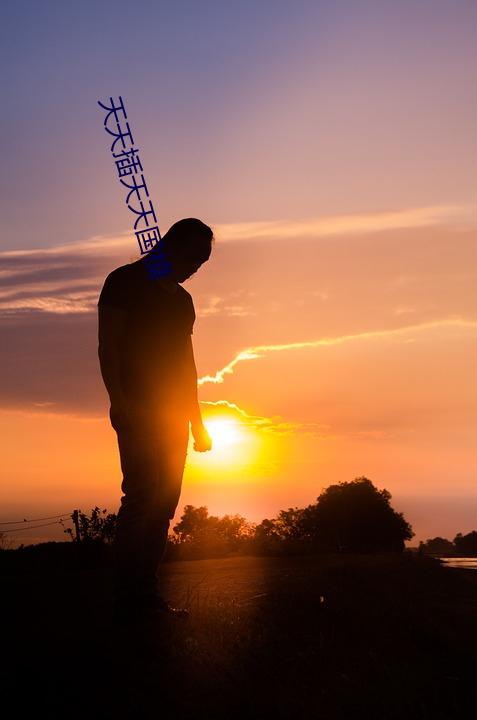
left=3, top=552, right=477, bottom=718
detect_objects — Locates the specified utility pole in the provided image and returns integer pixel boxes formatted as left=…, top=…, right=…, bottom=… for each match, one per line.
left=72, top=510, right=81, bottom=542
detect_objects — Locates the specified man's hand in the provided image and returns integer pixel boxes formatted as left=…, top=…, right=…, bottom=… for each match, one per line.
left=191, top=422, right=212, bottom=452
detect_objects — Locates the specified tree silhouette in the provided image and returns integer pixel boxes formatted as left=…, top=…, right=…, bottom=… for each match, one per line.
left=255, top=508, right=306, bottom=543
left=171, top=505, right=254, bottom=559
left=418, top=537, right=455, bottom=554
left=303, top=477, right=414, bottom=552
left=172, top=505, right=210, bottom=544
left=454, top=531, right=477, bottom=556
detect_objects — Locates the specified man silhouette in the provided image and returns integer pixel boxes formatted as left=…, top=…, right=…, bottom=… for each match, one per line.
left=98, top=218, right=213, bottom=623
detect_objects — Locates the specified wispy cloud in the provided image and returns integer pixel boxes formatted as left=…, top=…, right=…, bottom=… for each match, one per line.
left=1, top=210, right=476, bottom=416
left=215, top=205, right=460, bottom=242
left=0, top=234, right=133, bottom=315
left=0, top=205, right=469, bottom=316
left=198, top=318, right=477, bottom=386
left=200, top=399, right=330, bottom=437
left=198, top=293, right=257, bottom=317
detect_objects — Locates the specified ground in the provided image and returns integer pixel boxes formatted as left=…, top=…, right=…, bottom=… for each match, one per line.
left=3, top=551, right=477, bottom=718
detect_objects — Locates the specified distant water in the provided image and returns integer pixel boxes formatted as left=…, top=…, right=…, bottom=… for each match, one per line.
left=439, top=557, right=477, bottom=570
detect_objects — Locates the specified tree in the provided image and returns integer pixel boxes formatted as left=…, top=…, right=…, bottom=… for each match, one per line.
left=454, top=531, right=477, bottom=556
left=216, top=514, right=255, bottom=552
left=418, top=537, right=455, bottom=554
left=171, top=505, right=254, bottom=559
left=252, top=508, right=315, bottom=555
left=172, top=505, right=210, bottom=544
left=304, top=477, right=414, bottom=552
left=253, top=518, right=283, bottom=550
left=273, top=508, right=309, bottom=542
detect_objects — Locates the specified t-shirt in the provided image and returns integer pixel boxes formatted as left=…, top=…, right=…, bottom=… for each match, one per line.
left=98, top=259, right=196, bottom=411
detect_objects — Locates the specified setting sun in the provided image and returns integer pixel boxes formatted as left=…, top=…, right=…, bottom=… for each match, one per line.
left=207, top=419, right=240, bottom=447
left=187, top=411, right=264, bottom=483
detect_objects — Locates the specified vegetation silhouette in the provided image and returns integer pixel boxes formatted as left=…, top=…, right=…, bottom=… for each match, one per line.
left=306, top=476, right=413, bottom=552
left=419, top=536, right=456, bottom=555
left=59, top=477, right=418, bottom=561
left=454, top=530, right=477, bottom=556
left=254, top=476, right=413, bottom=554
left=417, top=532, right=477, bottom=557
left=170, top=505, right=254, bottom=559
left=61, top=506, right=116, bottom=544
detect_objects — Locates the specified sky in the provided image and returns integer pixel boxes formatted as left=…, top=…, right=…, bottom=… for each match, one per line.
left=1, top=0, right=477, bottom=547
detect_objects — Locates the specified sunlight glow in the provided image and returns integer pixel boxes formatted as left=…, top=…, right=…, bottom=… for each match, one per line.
left=188, top=414, right=264, bottom=476
left=207, top=419, right=240, bottom=447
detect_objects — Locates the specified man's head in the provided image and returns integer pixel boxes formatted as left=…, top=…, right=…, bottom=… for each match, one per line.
left=151, top=218, right=214, bottom=283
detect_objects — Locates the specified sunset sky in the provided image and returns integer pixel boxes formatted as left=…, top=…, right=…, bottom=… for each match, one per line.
left=1, top=0, right=477, bottom=547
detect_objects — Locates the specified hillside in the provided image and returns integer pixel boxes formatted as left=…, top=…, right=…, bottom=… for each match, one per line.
left=3, top=552, right=477, bottom=718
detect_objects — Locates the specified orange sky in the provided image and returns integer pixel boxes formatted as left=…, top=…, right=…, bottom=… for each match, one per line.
left=1, top=2, right=477, bottom=546
left=2, top=209, right=477, bottom=546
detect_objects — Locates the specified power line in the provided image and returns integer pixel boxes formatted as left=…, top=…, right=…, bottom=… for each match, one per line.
left=2, top=520, right=69, bottom=534
left=0, top=514, right=71, bottom=526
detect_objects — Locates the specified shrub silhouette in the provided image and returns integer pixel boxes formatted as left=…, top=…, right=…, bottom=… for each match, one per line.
left=63, top=507, right=117, bottom=544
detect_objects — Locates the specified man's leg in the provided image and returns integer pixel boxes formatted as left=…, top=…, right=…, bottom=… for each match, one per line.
left=113, top=421, right=159, bottom=616
left=113, top=414, right=189, bottom=619
left=141, top=517, right=170, bottom=598
left=141, top=422, right=189, bottom=599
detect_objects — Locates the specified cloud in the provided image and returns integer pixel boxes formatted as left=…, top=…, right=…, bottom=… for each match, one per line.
left=198, top=294, right=257, bottom=317
left=1, top=293, right=99, bottom=315
left=200, top=399, right=330, bottom=437
left=1, top=209, right=476, bottom=416
left=0, top=205, right=471, bottom=318
left=0, top=234, right=134, bottom=316
left=215, top=205, right=460, bottom=243
left=198, top=351, right=262, bottom=385
left=198, top=318, right=477, bottom=386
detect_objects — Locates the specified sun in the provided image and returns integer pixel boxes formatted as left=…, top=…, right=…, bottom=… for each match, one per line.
left=206, top=419, right=240, bottom=447
left=188, top=412, right=264, bottom=476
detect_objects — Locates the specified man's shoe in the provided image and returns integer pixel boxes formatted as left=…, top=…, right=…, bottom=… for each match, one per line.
left=113, top=594, right=189, bottom=625
left=149, top=595, right=189, bottom=619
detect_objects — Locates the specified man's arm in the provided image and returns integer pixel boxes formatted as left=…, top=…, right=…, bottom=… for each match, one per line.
left=98, top=305, right=130, bottom=423
left=184, top=335, right=212, bottom=452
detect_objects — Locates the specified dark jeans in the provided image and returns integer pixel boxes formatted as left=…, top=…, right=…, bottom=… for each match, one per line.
left=112, top=407, right=189, bottom=607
